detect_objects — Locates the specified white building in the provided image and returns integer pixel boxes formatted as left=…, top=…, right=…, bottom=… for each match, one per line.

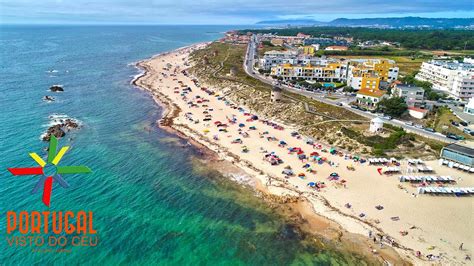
left=369, top=117, right=384, bottom=133
left=392, top=84, right=425, bottom=107
left=415, top=59, right=474, bottom=100
left=464, top=97, right=474, bottom=115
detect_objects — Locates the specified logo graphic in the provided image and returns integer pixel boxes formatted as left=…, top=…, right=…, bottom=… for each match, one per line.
left=7, top=135, right=91, bottom=207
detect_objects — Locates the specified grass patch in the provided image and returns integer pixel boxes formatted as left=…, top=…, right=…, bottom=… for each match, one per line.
left=427, top=106, right=471, bottom=138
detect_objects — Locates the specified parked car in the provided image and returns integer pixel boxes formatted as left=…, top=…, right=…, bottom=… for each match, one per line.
left=336, top=102, right=343, bottom=106
left=446, top=133, right=460, bottom=140
left=382, top=115, right=392, bottom=120
left=463, top=128, right=474, bottom=135
left=424, top=128, right=435, bottom=132
left=460, top=121, right=468, bottom=127
left=414, top=124, right=423, bottom=129
left=451, top=121, right=460, bottom=127
left=405, top=121, right=414, bottom=126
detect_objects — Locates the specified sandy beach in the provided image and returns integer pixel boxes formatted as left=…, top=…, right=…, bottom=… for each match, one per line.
left=134, top=43, right=474, bottom=265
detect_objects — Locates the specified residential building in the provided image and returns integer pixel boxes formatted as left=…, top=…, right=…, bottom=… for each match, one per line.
left=415, top=59, right=474, bottom=100
left=270, top=62, right=347, bottom=82
left=300, top=46, right=316, bottom=55
left=356, top=88, right=387, bottom=109
left=464, top=98, right=474, bottom=115
left=347, top=59, right=398, bottom=91
left=392, top=84, right=425, bottom=107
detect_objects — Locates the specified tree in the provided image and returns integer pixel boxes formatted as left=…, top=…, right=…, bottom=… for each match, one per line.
left=343, top=86, right=355, bottom=93
left=377, top=97, right=408, bottom=117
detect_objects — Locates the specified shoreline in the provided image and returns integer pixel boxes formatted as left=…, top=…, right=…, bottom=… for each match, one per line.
left=132, top=44, right=408, bottom=265
left=132, top=42, right=472, bottom=265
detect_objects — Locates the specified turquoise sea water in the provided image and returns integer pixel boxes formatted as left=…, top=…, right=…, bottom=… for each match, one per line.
left=0, top=26, right=367, bottom=265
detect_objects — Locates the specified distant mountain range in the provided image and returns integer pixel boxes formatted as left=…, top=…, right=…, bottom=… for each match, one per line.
left=256, top=17, right=474, bottom=29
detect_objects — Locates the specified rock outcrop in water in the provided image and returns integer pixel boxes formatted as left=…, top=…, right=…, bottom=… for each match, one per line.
left=49, top=85, right=64, bottom=92
left=42, top=118, right=80, bottom=141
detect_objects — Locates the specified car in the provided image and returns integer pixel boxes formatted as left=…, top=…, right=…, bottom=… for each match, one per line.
left=424, top=128, right=435, bottom=132
left=446, top=133, right=460, bottom=140
left=350, top=105, right=359, bottom=110
left=451, top=121, right=460, bottom=127
left=405, top=121, right=414, bottom=126
left=336, top=102, right=343, bottom=106
left=414, top=124, right=423, bottom=129
left=460, top=121, right=468, bottom=127
left=382, top=115, right=392, bottom=120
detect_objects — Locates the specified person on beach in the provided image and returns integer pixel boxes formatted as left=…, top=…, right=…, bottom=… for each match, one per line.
left=369, top=230, right=372, bottom=238
left=459, top=243, right=463, bottom=250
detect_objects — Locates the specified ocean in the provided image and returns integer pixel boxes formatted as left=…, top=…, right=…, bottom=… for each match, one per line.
left=0, top=25, right=367, bottom=265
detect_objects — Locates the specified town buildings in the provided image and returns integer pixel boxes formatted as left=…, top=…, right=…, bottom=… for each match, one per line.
left=263, top=51, right=399, bottom=90
left=415, top=59, right=474, bottom=100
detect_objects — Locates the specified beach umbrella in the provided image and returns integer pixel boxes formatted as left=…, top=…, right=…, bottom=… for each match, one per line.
left=251, top=115, right=258, bottom=120
left=330, top=172, right=338, bottom=177
left=214, top=121, right=221, bottom=125
left=308, top=182, right=316, bottom=187
left=280, top=141, right=287, bottom=145
left=298, top=173, right=305, bottom=177
left=377, top=168, right=383, bottom=175
left=239, top=123, right=245, bottom=127
left=203, top=129, right=210, bottom=133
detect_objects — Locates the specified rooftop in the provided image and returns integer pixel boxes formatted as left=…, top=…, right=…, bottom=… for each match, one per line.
left=357, top=88, right=386, bottom=98
left=443, top=142, right=474, bottom=157
left=396, top=84, right=424, bottom=91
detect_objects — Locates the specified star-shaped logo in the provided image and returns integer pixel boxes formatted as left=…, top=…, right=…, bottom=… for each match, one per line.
left=8, top=135, right=91, bottom=207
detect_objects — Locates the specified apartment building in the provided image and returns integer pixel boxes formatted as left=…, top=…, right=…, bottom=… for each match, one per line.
left=270, top=62, right=347, bottom=82
left=347, top=59, right=398, bottom=90
left=392, top=84, right=425, bottom=107
left=415, top=59, right=474, bottom=100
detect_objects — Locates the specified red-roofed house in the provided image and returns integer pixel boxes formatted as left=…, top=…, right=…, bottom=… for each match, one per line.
left=356, top=88, right=387, bottom=109
left=408, top=107, right=429, bottom=119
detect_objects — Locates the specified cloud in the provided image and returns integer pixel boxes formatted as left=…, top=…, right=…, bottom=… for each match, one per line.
left=1, top=0, right=473, bottom=24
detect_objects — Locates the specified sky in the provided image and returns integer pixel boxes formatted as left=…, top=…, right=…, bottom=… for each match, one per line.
left=0, top=0, right=473, bottom=25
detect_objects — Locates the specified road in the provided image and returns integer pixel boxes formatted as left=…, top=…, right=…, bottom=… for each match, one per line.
left=243, top=35, right=454, bottom=143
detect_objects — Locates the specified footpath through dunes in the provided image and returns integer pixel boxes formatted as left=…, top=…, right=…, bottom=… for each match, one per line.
left=134, top=43, right=473, bottom=265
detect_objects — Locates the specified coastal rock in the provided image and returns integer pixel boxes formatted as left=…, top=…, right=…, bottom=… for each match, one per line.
left=42, top=116, right=81, bottom=141
left=49, top=85, right=64, bottom=92
left=43, top=95, right=55, bottom=102
left=42, top=125, right=66, bottom=141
